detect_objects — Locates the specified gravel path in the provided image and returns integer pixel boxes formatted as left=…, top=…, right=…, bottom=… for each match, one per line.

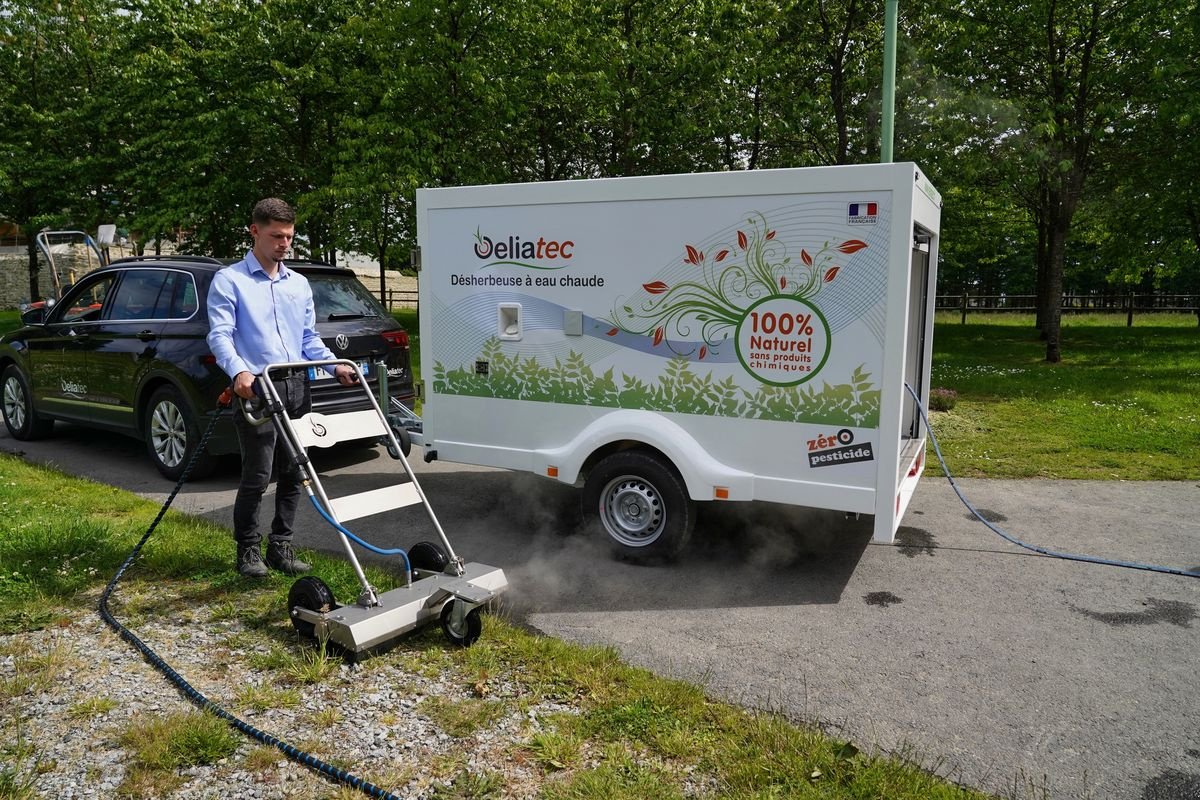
left=2, top=587, right=568, bottom=799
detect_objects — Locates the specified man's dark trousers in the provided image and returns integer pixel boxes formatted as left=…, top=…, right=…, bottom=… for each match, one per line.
left=233, top=373, right=310, bottom=547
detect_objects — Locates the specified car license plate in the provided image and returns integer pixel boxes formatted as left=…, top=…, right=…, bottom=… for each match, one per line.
left=308, top=361, right=370, bottom=381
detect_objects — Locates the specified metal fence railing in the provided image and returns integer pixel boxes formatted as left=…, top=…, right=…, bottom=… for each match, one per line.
left=373, top=288, right=419, bottom=312
left=936, top=293, right=1200, bottom=325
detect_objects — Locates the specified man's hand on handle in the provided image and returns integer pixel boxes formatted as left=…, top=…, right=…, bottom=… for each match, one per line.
left=232, top=366, right=356, bottom=400
left=233, top=371, right=256, bottom=400
left=333, top=364, right=359, bottom=386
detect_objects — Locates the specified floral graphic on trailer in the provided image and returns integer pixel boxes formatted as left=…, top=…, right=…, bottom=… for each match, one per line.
left=603, top=212, right=868, bottom=364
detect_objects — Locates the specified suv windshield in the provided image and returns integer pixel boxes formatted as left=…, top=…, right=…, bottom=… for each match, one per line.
left=308, top=274, right=383, bottom=320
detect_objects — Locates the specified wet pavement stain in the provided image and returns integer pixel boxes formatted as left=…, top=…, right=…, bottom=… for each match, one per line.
left=865, top=591, right=903, bottom=608
left=966, top=507, right=1008, bottom=523
left=1141, top=769, right=1200, bottom=799
left=1071, top=597, right=1196, bottom=628
left=894, top=527, right=937, bottom=558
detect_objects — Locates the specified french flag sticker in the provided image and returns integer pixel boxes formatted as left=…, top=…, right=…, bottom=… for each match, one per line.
left=848, top=202, right=878, bottom=223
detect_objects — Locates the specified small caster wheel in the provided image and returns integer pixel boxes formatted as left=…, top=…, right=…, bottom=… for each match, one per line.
left=440, top=600, right=482, bottom=648
left=409, top=541, right=450, bottom=574
left=288, top=576, right=337, bottom=640
left=384, top=425, right=411, bottom=458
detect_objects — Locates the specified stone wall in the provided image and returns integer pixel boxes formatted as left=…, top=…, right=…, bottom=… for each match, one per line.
left=0, top=246, right=104, bottom=309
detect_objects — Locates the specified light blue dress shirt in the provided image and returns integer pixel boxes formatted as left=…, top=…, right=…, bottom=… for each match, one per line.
left=206, top=251, right=336, bottom=379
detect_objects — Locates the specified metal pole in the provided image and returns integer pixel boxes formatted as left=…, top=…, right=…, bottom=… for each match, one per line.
left=881, top=0, right=899, bottom=163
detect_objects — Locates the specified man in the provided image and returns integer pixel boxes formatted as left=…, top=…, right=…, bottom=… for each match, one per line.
left=207, top=198, right=356, bottom=577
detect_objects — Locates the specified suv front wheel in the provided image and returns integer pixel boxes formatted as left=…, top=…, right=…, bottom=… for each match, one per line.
left=2, top=364, right=54, bottom=440
left=144, top=384, right=215, bottom=481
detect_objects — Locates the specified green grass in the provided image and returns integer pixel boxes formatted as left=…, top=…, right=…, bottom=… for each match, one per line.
left=0, top=309, right=19, bottom=336
left=0, top=455, right=995, bottom=799
left=419, top=695, right=508, bottom=738
left=116, top=710, right=240, bottom=797
left=0, top=455, right=403, bottom=632
left=929, top=314, right=1200, bottom=478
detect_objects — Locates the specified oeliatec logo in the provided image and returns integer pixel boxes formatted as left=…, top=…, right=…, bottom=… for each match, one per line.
left=473, top=228, right=574, bottom=263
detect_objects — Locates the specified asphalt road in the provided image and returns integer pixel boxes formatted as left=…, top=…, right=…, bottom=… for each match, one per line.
left=3, top=423, right=1199, bottom=800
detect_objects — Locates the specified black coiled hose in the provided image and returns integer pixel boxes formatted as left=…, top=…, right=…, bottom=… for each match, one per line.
left=98, top=403, right=402, bottom=800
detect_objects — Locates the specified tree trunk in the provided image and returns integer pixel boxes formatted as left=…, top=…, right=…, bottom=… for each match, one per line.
left=26, top=237, right=40, bottom=301
left=1043, top=218, right=1069, bottom=362
left=1034, top=207, right=1049, bottom=333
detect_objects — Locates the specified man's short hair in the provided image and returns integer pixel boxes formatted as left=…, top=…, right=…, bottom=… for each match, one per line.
left=252, top=198, right=295, bottom=226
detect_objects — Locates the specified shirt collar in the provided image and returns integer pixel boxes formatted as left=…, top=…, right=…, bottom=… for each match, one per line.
left=245, top=250, right=291, bottom=280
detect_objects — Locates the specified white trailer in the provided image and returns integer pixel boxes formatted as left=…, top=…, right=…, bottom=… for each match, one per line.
left=414, top=163, right=941, bottom=561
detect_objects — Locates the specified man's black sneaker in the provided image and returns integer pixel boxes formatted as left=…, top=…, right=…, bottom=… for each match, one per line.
left=237, top=544, right=268, bottom=578
left=265, top=542, right=311, bottom=575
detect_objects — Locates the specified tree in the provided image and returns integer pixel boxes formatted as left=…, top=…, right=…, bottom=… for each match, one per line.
left=933, top=0, right=1171, bottom=360
left=0, top=0, right=127, bottom=298
left=1079, top=0, right=1199, bottom=313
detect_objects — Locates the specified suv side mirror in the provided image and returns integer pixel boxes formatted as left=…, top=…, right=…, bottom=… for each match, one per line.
left=18, top=298, right=54, bottom=325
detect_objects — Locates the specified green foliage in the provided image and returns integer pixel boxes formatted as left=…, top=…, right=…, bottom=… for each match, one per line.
left=928, top=387, right=958, bottom=412
left=1, top=0, right=1196, bottom=330
left=434, top=340, right=880, bottom=426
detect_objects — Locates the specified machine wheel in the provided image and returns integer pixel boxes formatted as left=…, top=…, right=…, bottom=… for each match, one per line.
left=288, top=576, right=337, bottom=640
left=581, top=450, right=695, bottom=564
left=144, top=385, right=215, bottom=481
left=440, top=600, right=482, bottom=648
left=1, top=364, right=53, bottom=440
left=409, top=541, right=450, bottom=574
left=384, top=425, right=412, bottom=459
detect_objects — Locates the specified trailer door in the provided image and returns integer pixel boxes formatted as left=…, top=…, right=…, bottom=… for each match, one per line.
left=903, top=235, right=931, bottom=439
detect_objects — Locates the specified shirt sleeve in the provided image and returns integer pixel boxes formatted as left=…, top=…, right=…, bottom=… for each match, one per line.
left=206, top=271, right=252, bottom=379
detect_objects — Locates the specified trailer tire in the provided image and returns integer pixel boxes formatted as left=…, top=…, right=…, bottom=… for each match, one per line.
left=582, top=450, right=695, bottom=563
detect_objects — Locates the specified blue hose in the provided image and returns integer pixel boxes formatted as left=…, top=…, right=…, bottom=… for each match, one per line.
left=307, top=495, right=412, bottom=575
left=908, top=383, right=1200, bottom=579
left=99, top=409, right=404, bottom=800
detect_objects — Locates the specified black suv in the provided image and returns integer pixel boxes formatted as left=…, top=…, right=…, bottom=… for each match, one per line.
left=0, top=255, right=415, bottom=479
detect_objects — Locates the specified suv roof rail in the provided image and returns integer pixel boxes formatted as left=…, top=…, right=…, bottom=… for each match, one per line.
left=284, top=259, right=342, bottom=268
left=108, top=254, right=224, bottom=266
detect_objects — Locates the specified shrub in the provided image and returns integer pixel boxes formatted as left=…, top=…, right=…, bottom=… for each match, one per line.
left=928, top=387, right=958, bottom=412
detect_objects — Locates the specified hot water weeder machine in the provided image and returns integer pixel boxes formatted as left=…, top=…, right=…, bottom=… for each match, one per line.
left=244, top=359, right=508, bottom=656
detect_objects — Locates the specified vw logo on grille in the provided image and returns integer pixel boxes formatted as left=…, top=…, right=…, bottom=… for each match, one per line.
left=335, top=334, right=350, bottom=350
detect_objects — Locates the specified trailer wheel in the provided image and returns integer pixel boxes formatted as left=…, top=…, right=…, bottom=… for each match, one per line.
left=288, top=576, right=337, bottom=640
left=440, top=600, right=482, bottom=647
left=582, top=450, right=695, bottom=563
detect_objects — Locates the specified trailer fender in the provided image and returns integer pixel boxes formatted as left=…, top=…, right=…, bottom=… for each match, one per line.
left=536, top=410, right=755, bottom=502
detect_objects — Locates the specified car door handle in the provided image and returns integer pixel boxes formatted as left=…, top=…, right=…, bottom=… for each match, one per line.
left=137, top=330, right=157, bottom=341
